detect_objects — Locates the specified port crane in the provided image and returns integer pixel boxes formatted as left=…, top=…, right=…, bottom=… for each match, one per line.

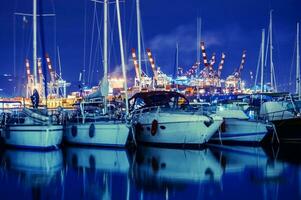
left=225, top=50, right=247, bottom=93
left=131, top=48, right=152, bottom=89
left=24, top=54, right=70, bottom=99
left=146, top=48, right=172, bottom=89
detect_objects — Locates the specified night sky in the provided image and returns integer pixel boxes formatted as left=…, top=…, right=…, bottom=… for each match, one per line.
left=0, top=0, right=300, bottom=97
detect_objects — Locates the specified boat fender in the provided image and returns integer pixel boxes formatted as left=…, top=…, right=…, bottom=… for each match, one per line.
left=4, top=156, right=11, bottom=170
left=151, top=120, right=158, bottom=136
left=151, top=157, right=159, bottom=172
left=221, top=121, right=226, bottom=132
left=135, top=122, right=143, bottom=135
left=205, top=168, right=214, bottom=180
left=72, top=154, right=78, bottom=168
left=5, top=130, right=10, bottom=139
left=204, top=116, right=214, bottom=127
left=71, top=125, right=77, bottom=137
left=89, top=155, right=96, bottom=169
left=89, top=123, right=95, bottom=138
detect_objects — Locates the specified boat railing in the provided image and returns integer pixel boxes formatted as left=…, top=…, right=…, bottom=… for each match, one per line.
left=131, top=106, right=161, bottom=116
left=260, top=108, right=298, bottom=121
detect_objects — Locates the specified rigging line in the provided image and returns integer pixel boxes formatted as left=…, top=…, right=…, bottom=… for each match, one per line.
left=83, top=0, right=88, bottom=84
left=108, top=6, right=117, bottom=75
left=126, top=0, right=135, bottom=50
left=91, top=34, right=101, bottom=85
left=25, top=26, right=33, bottom=59
left=273, top=27, right=281, bottom=91
left=254, top=43, right=262, bottom=88
left=13, top=14, right=16, bottom=78
left=87, top=2, right=98, bottom=86
left=289, top=37, right=297, bottom=92
left=264, top=24, right=270, bottom=67
left=107, top=3, right=112, bottom=75
left=95, top=5, right=104, bottom=68
left=90, top=6, right=103, bottom=84
left=264, top=27, right=269, bottom=83
left=94, top=6, right=103, bottom=84
left=50, top=0, right=57, bottom=69
left=122, top=1, right=129, bottom=68
left=139, top=15, right=148, bottom=75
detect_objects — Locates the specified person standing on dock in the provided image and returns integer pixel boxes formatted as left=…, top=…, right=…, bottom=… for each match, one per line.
left=31, top=89, right=40, bottom=109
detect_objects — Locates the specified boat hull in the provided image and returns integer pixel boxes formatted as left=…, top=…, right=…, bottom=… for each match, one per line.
left=64, top=122, right=129, bottom=147
left=3, top=125, right=63, bottom=149
left=272, top=117, right=301, bottom=142
left=133, top=112, right=223, bottom=145
left=210, top=119, right=268, bottom=144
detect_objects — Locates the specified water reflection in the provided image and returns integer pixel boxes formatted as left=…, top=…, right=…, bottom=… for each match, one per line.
left=0, top=149, right=63, bottom=199
left=210, top=145, right=297, bottom=199
left=131, top=147, right=223, bottom=199
left=0, top=145, right=300, bottom=199
left=64, top=147, right=130, bottom=200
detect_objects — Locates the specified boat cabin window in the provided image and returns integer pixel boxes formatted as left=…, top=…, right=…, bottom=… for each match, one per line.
left=133, top=97, right=146, bottom=110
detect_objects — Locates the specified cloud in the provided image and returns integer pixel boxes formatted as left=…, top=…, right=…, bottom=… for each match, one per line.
left=143, top=24, right=224, bottom=74
left=109, top=55, right=136, bottom=83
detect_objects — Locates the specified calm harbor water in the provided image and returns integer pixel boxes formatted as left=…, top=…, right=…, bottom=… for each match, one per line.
left=0, top=144, right=300, bottom=200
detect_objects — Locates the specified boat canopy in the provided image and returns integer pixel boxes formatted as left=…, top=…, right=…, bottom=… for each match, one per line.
left=260, top=101, right=295, bottom=120
left=129, top=91, right=189, bottom=111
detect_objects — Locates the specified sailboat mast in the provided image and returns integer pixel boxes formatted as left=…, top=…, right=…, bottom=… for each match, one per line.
left=269, top=10, right=274, bottom=91
left=261, top=29, right=265, bottom=93
left=33, top=0, right=38, bottom=88
left=297, top=22, right=300, bottom=99
left=136, top=0, right=142, bottom=89
left=176, top=43, right=179, bottom=72
left=104, top=0, right=108, bottom=80
left=116, top=0, right=129, bottom=114
left=102, top=0, right=108, bottom=114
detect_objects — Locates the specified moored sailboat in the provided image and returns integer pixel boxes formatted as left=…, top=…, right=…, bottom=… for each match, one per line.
left=64, top=0, right=130, bottom=147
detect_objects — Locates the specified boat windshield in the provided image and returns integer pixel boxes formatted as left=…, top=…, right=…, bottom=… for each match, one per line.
left=129, top=91, right=189, bottom=111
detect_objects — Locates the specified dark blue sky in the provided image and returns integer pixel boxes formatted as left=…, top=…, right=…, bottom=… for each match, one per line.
left=0, top=0, right=300, bottom=96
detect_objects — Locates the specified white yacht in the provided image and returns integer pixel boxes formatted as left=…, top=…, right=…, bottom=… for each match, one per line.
left=210, top=108, right=270, bottom=144
left=130, top=91, right=223, bottom=147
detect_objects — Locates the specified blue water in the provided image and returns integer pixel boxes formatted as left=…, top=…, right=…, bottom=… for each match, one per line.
left=0, top=144, right=300, bottom=200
